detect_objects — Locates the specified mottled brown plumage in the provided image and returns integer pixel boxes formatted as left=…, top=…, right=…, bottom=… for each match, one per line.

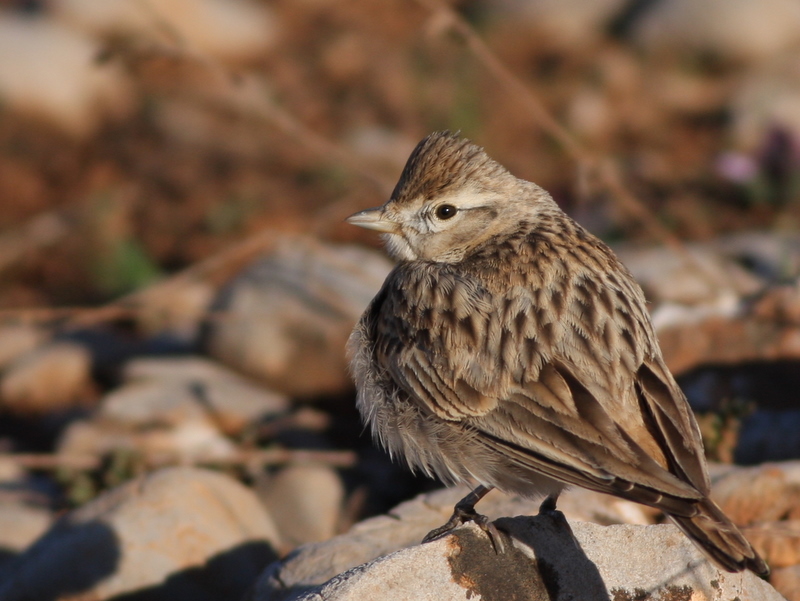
left=347, top=131, right=768, bottom=575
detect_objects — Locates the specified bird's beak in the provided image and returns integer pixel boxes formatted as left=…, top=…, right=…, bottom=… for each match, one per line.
left=345, top=207, right=398, bottom=233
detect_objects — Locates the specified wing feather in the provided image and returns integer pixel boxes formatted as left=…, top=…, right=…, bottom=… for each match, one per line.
left=373, top=256, right=707, bottom=507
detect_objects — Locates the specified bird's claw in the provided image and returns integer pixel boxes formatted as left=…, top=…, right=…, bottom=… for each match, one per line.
left=423, top=505, right=505, bottom=553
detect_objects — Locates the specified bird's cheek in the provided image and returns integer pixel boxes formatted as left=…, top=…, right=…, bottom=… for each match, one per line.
left=382, top=233, right=418, bottom=262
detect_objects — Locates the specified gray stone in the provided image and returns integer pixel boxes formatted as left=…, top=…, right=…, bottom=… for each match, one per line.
left=732, top=57, right=800, bottom=151
left=57, top=356, right=291, bottom=463
left=261, top=465, right=345, bottom=548
left=253, top=484, right=654, bottom=599
left=0, top=466, right=281, bottom=601
left=205, top=238, right=392, bottom=397
left=0, top=503, right=52, bottom=558
left=253, top=516, right=783, bottom=601
left=632, top=0, right=800, bottom=64
left=53, top=0, right=278, bottom=62
left=0, top=325, right=46, bottom=371
left=483, top=0, right=628, bottom=48
left=612, top=241, right=764, bottom=308
left=108, top=356, right=289, bottom=430
left=770, top=565, right=800, bottom=601
left=0, top=14, right=132, bottom=136
left=0, top=341, right=92, bottom=413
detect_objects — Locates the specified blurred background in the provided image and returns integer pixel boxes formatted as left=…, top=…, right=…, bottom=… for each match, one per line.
left=2, top=0, right=800, bottom=597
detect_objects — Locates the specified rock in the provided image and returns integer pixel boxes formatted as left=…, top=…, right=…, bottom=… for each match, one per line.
left=0, top=14, right=131, bottom=136
left=710, top=462, right=800, bottom=524
left=731, top=56, right=800, bottom=151
left=55, top=356, right=291, bottom=463
left=704, top=463, right=800, bottom=571
left=0, top=456, right=24, bottom=483
left=205, top=238, right=393, bottom=397
left=487, top=0, right=628, bottom=48
left=714, top=231, right=800, bottom=283
left=53, top=0, right=278, bottom=61
left=260, top=465, right=345, bottom=548
left=771, top=565, right=800, bottom=601
left=134, top=280, right=216, bottom=343
left=0, top=341, right=93, bottom=414
left=0, top=467, right=281, bottom=601
left=58, top=410, right=239, bottom=464
left=252, top=515, right=783, bottom=601
left=652, top=282, right=800, bottom=375
left=0, top=503, right=52, bottom=561
left=249, top=484, right=656, bottom=598
left=744, top=521, right=800, bottom=570
left=0, top=325, right=47, bottom=371
left=613, top=236, right=800, bottom=375
left=113, top=356, right=290, bottom=433
left=419, top=485, right=656, bottom=532
left=56, top=419, right=121, bottom=457
left=632, top=0, right=800, bottom=64
left=612, top=240, right=764, bottom=308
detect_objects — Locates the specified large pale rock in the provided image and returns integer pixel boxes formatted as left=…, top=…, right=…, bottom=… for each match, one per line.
left=711, top=462, right=800, bottom=525
left=250, top=484, right=654, bottom=598
left=612, top=239, right=766, bottom=309
left=0, top=341, right=93, bottom=414
left=706, top=462, right=800, bottom=571
left=261, top=465, right=345, bottom=548
left=0, top=503, right=52, bottom=562
left=134, top=279, right=216, bottom=342
left=632, top=0, right=800, bottom=64
left=731, top=57, right=800, bottom=151
left=0, top=14, right=131, bottom=135
left=0, top=325, right=47, bottom=371
left=610, top=233, right=800, bottom=375
left=57, top=356, right=290, bottom=463
left=54, top=0, right=277, bottom=61
left=111, top=356, right=289, bottom=432
left=205, top=238, right=392, bottom=397
left=254, top=471, right=791, bottom=601
left=0, top=467, right=281, bottom=601
left=57, top=415, right=239, bottom=464
left=488, top=0, right=627, bottom=47
left=771, top=565, right=800, bottom=601
left=253, top=514, right=783, bottom=601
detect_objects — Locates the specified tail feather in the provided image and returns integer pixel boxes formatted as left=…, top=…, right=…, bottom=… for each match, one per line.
left=668, top=498, right=769, bottom=577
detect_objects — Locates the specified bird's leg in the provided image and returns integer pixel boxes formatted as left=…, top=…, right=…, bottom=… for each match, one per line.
left=422, top=484, right=504, bottom=552
left=538, top=492, right=560, bottom=514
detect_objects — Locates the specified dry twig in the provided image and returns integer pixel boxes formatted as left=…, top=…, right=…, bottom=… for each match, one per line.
left=0, top=448, right=357, bottom=472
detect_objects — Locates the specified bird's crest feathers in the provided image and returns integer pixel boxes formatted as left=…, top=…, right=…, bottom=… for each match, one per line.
left=390, top=131, right=511, bottom=205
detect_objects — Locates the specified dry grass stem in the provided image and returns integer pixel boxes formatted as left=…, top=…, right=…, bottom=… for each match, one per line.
left=0, top=448, right=357, bottom=472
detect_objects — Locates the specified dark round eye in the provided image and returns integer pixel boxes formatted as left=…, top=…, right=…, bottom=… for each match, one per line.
left=434, top=204, right=457, bottom=220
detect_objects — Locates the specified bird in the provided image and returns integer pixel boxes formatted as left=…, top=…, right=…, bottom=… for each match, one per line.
left=346, top=131, right=768, bottom=576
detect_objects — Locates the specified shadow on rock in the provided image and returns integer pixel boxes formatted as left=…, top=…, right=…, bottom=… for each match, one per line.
left=486, top=512, right=611, bottom=601
left=110, top=540, right=278, bottom=601
left=0, top=520, right=120, bottom=601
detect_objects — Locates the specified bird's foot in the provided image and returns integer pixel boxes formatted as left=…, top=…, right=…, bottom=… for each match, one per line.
left=537, top=493, right=560, bottom=515
left=423, top=499, right=504, bottom=553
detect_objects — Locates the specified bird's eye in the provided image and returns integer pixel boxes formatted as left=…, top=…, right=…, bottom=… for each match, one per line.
left=434, top=204, right=457, bottom=220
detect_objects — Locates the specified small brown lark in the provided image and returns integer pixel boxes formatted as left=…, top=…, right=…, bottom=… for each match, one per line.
left=346, top=131, right=768, bottom=575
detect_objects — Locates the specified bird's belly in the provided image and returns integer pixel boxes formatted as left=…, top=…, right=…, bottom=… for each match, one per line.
left=359, top=382, right=566, bottom=499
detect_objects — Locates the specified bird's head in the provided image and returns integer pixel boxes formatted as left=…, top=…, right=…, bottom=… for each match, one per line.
left=347, top=131, right=555, bottom=263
